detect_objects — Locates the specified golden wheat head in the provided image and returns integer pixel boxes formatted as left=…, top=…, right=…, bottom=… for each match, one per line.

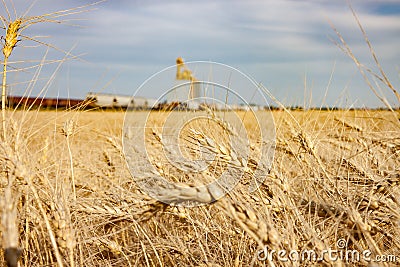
left=3, top=19, right=21, bottom=59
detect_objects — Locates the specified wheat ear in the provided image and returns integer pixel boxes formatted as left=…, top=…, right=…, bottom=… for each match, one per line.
left=1, top=19, right=21, bottom=140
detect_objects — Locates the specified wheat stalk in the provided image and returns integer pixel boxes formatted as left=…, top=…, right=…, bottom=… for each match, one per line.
left=1, top=184, right=21, bottom=267
left=51, top=201, right=76, bottom=267
left=220, top=198, right=280, bottom=253
left=1, top=1, right=103, bottom=140
left=1, top=19, right=21, bottom=141
left=329, top=2, right=400, bottom=111
left=61, top=119, right=77, bottom=201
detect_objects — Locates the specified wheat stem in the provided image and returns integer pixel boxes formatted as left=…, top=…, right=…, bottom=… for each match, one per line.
left=28, top=180, right=64, bottom=267
left=1, top=55, right=7, bottom=140
left=66, top=136, right=76, bottom=202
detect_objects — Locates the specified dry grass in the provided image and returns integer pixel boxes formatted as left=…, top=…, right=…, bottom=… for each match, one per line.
left=0, top=108, right=398, bottom=266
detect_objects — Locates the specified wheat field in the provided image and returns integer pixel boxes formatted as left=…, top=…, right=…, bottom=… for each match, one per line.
left=1, top=1, right=399, bottom=265
left=0, top=108, right=399, bottom=266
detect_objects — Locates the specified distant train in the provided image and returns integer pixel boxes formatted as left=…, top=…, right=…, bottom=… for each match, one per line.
left=85, top=92, right=158, bottom=109
left=7, top=95, right=87, bottom=109
left=6, top=93, right=268, bottom=111
left=6, top=93, right=159, bottom=110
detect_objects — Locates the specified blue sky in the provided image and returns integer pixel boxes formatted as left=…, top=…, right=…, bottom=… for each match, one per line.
left=2, top=0, right=400, bottom=107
